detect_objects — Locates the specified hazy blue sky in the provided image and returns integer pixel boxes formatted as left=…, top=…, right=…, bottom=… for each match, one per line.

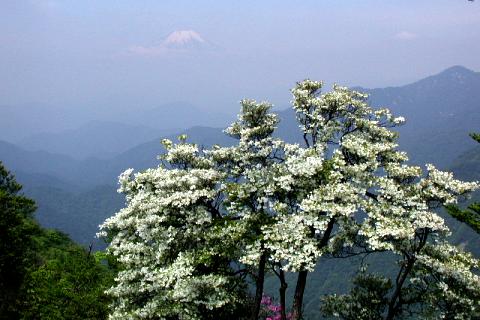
left=1, top=0, right=479, bottom=113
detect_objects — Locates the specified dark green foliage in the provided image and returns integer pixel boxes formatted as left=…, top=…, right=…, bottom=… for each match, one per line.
left=321, top=273, right=392, bottom=320
left=321, top=253, right=480, bottom=320
left=445, top=203, right=480, bottom=234
left=0, top=161, right=40, bottom=319
left=470, top=132, right=480, bottom=143
left=20, top=229, right=113, bottom=320
left=0, top=162, right=114, bottom=319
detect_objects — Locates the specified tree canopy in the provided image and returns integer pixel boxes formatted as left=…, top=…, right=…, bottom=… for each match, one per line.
left=0, top=162, right=39, bottom=318
left=0, top=162, right=114, bottom=319
left=100, top=81, right=480, bottom=319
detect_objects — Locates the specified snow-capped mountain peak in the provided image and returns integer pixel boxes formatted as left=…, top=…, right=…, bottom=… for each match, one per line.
left=164, top=30, right=206, bottom=46
left=128, top=30, right=214, bottom=55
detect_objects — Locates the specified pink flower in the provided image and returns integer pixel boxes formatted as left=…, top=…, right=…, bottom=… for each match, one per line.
left=268, top=305, right=282, bottom=312
left=261, top=295, right=272, bottom=305
left=260, top=294, right=290, bottom=320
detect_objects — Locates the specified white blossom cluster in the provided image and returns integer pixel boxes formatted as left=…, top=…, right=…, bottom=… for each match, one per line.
left=100, top=81, right=480, bottom=319
left=99, top=147, right=243, bottom=319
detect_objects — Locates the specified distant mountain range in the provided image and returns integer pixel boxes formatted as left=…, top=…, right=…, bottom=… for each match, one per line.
left=362, top=65, right=480, bottom=168
left=0, top=101, right=232, bottom=158
left=18, top=121, right=175, bottom=160
left=0, top=126, right=236, bottom=244
left=1, top=65, right=479, bottom=244
left=0, top=103, right=89, bottom=142
left=120, top=102, right=231, bottom=132
left=0, top=126, right=233, bottom=188
left=4, top=65, right=477, bottom=164
left=2, top=65, right=480, bottom=319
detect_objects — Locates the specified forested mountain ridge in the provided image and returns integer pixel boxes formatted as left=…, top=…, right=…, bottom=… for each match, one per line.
left=0, top=140, right=80, bottom=185
left=0, top=127, right=236, bottom=243
left=0, top=101, right=232, bottom=148
left=451, top=145, right=480, bottom=182
left=2, top=66, right=479, bottom=246
left=13, top=102, right=234, bottom=160
left=2, top=66, right=480, bottom=319
left=1, top=126, right=234, bottom=188
left=362, top=65, right=480, bottom=168
left=17, top=121, right=177, bottom=160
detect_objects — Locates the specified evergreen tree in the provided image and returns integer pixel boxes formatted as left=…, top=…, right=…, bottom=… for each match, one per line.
left=20, top=230, right=113, bottom=320
left=0, top=162, right=40, bottom=318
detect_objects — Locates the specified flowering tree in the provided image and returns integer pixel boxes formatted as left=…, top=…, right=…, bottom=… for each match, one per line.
left=100, top=81, right=480, bottom=319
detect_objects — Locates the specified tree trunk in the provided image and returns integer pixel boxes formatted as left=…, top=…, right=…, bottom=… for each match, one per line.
left=251, top=252, right=267, bottom=320
left=385, top=259, right=414, bottom=320
left=279, top=268, right=288, bottom=320
left=291, top=218, right=335, bottom=319
left=291, top=270, right=308, bottom=320
left=386, top=230, right=427, bottom=320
